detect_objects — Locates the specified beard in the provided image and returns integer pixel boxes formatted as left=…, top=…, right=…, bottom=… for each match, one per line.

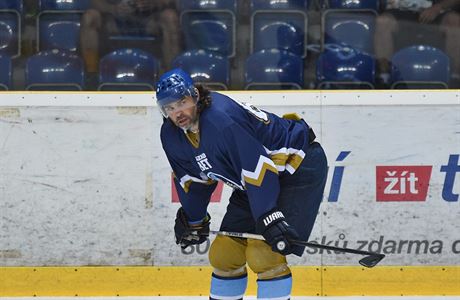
left=175, top=113, right=199, bottom=132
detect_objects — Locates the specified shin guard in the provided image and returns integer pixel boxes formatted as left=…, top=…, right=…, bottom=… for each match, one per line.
left=257, top=273, right=292, bottom=300
left=209, top=273, right=247, bottom=300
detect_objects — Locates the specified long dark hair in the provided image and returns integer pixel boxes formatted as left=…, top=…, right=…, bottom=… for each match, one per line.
left=196, top=84, right=212, bottom=113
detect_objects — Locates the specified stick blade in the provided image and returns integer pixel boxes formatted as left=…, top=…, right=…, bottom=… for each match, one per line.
left=359, top=254, right=385, bottom=268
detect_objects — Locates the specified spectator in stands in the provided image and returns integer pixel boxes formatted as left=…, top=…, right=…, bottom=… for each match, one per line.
left=374, top=0, right=460, bottom=87
left=80, top=0, right=181, bottom=75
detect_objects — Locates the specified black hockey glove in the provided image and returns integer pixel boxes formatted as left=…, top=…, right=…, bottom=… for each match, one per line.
left=256, top=208, right=299, bottom=255
left=174, top=207, right=211, bottom=249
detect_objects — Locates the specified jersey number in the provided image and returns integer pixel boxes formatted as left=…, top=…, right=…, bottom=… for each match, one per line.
left=237, top=101, right=270, bottom=123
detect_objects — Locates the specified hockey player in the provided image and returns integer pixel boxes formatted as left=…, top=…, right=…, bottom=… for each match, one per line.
left=157, top=68, right=328, bottom=300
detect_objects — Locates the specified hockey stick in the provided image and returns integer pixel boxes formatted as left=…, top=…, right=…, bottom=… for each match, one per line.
left=209, top=230, right=385, bottom=268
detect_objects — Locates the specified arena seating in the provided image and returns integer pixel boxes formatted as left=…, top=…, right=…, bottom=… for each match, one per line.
left=0, top=55, right=11, bottom=89
left=0, top=0, right=23, bottom=13
left=39, top=0, right=90, bottom=10
left=98, top=48, right=159, bottom=91
left=172, top=50, right=230, bottom=90
left=322, top=0, right=378, bottom=54
left=179, top=0, right=237, bottom=12
left=390, top=45, right=450, bottom=89
left=245, top=49, right=304, bottom=90
left=328, top=0, right=380, bottom=11
left=179, top=0, right=237, bottom=58
left=0, top=0, right=22, bottom=58
left=316, top=44, right=375, bottom=89
left=37, top=0, right=90, bottom=52
left=250, top=0, right=308, bottom=58
left=0, top=0, right=457, bottom=90
left=25, top=49, right=85, bottom=90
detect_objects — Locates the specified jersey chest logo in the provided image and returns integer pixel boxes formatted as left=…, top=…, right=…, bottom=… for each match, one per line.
left=195, top=153, right=212, bottom=172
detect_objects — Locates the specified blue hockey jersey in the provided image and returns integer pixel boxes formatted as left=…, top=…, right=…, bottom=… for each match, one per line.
left=161, top=92, right=312, bottom=222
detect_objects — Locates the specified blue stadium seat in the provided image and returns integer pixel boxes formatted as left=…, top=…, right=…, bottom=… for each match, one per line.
left=251, top=0, right=308, bottom=10
left=172, top=50, right=230, bottom=90
left=250, top=0, right=308, bottom=58
left=25, top=49, right=85, bottom=90
left=179, top=0, right=237, bottom=11
left=98, top=48, right=159, bottom=91
left=322, top=1, right=378, bottom=54
left=0, top=0, right=23, bottom=11
left=245, top=49, right=304, bottom=90
left=391, top=45, right=450, bottom=89
left=37, top=0, right=90, bottom=52
left=39, top=0, right=90, bottom=10
left=180, top=0, right=236, bottom=57
left=37, top=14, right=81, bottom=52
left=316, top=44, right=375, bottom=89
left=328, top=0, right=379, bottom=10
left=0, top=0, right=22, bottom=58
left=0, top=55, right=11, bottom=90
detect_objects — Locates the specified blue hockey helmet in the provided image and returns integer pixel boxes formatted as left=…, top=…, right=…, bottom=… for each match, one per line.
left=156, top=68, right=197, bottom=109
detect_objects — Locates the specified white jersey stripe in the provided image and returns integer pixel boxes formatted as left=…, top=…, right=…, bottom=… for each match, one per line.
left=241, top=155, right=278, bottom=181
left=264, top=146, right=306, bottom=159
left=179, top=174, right=209, bottom=189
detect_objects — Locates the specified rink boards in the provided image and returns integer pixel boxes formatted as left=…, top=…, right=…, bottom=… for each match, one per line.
left=0, top=90, right=459, bottom=296
left=1, top=266, right=460, bottom=296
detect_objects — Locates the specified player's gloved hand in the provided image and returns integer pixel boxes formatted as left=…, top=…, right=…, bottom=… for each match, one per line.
left=174, top=207, right=211, bottom=249
left=256, top=208, right=299, bottom=255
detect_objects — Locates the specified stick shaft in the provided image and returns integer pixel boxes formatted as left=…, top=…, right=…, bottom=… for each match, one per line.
left=210, top=230, right=378, bottom=257
left=210, top=230, right=264, bottom=240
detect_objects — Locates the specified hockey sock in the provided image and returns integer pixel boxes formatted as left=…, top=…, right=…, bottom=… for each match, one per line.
left=209, top=272, right=247, bottom=300
left=257, top=273, right=292, bottom=299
